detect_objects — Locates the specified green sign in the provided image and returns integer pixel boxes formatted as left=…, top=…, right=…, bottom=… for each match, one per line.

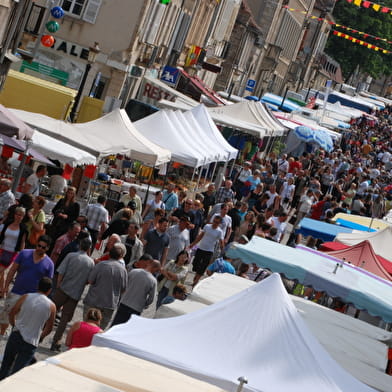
left=20, top=61, right=69, bottom=85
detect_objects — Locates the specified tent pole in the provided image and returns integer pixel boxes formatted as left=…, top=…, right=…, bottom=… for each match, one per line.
left=190, top=167, right=196, bottom=182
left=161, top=161, right=171, bottom=191
left=210, top=161, right=218, bottom=183
left=11, top=140, right=32, bottom=194
left=228, top=159, right=235, bottom=178
left=143, top=166, right=155, bottom=208
left=195, top=164, right=203, bottom=192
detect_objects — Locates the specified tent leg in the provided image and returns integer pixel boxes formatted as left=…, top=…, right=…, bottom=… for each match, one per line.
left=210, top=162, right=218, bottom=183
left=228, top=160, right=235, bottom=179
left=161, top=161, right=171, bottom=191
left=195, top=165, right=203, bottom=192
left=190, top=167, right=196, bottom=182
left=11, top=140, right=32, bottom=194
left=143, top=166, right=155, bottom=207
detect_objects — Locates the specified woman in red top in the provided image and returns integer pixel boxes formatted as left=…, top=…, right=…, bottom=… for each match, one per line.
left=66, top=308, right=103, bottom=349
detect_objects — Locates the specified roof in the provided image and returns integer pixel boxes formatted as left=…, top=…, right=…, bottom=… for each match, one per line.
left=94, top=273, right=375, bottom=392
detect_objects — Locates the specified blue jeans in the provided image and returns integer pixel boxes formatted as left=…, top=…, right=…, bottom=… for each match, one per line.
left=0, top=330, right=36, bottom=380
left=111, top=303, right=140, bottom=327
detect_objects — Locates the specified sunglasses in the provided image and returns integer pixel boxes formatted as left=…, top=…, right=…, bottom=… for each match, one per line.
left=36, top=244, right=48, bottom=249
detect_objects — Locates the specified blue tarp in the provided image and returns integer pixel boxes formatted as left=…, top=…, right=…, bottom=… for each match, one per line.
left=296, top=218, right=353, bottom=242
left=335, top=218, right=377, bottom=232
left=227, top=236, right=392, bottom=322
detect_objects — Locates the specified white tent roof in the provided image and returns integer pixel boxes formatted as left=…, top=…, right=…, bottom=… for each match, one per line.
left=191, top=105, right=238, bottom=161
left=175, top=110, right=225, bottom=162
left=94, top=274, right=375, bottom=392
left=0, top=346, right=225, bottom=392
left=251, top=101, right=286, bottom=136
left=336, top=226, right=392, bottom=263
left=10, top=108, right=171, bottom=166
left=31, top=130, right=96, bottom=166
left=155, top=273, right=392, bottom=392
left=135, top=109, right=221, bottom=167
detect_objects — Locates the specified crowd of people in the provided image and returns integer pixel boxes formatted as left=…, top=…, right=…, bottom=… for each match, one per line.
left=0, top=105, right=391, bottom=378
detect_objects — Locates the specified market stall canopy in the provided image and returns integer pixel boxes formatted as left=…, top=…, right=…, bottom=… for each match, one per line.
left=94, top=274, right=375, bottom=392
left=261, top=93, right=301, bottom=112
left=208, top=100, right=285, bottom=137
left=336, top=226, right=392, bottom=263
left=0, top=347, right=225, bottom=392
left=155, top=273, right=392, bottom=392
left=296, top=217, right=353, bottom=242
left=332, top=213, right=391, bottom=231
left=190, top=105, right=238, bottom=161
left=0, top=104, right=34, bottom=140
left=0, top=134, right=54, bottom=166
left=325, top=241, right=392, bottom=281
left=10, top=108, right=171, bottom=166
left=135, top=109, right=221, bottom=167
left=227, top=237, right=392, bottom=322
left=31, top=131, right=96, bottom=166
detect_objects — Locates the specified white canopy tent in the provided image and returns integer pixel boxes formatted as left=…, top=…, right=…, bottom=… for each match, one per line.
left=135, top=109, right=228, bottom=168
left=31, top=130, right=96, bottom=166
left=135, top=110, right=204, bottom=167
left=0, top=347, right=225, bottom=392
left=336, top=226, right=392, bottom=263
left=155, top=273, right=392, bottom=392
left=175, top=110, right=226, bottom=162
left=190, top=105, right=238, bottom=161
left=10, top=108, right=171, bottom=166
left=94, top=274, right=375, bottom=392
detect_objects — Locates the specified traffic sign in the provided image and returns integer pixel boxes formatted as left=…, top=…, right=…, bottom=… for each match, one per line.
left=246, top=79, right=256, bottom=92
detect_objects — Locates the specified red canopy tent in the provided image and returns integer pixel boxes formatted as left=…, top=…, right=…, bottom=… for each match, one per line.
left=325, top=240, right=392, bottom=281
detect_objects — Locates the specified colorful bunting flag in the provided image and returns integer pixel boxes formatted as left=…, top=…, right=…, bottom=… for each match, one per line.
left=344, top=0, right=390, bottom=13
left=332, top=29, right=391, bottom=53
left=282, top=5, right=392, bottom=45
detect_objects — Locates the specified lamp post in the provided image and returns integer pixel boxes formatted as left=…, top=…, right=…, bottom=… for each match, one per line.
left=69, top=42, right=100, bottom=122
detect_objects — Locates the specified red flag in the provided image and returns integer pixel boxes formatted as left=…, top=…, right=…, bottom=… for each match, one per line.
left=83, top=165, right=96, bottom=179
left=362, top=1, right=370, bottom=7
left=381, top=6, right=389, bottom=12
left=62, top=164, right=74, bottom=180
left=1, top=146, right=14, bottom=158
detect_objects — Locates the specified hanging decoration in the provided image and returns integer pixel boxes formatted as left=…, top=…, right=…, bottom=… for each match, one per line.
left=46, top=20, right=60, bottom=33
left=345, top=0, right=392, bottom=13
left=332, top=30, right=391, bottom=53
left=83, top=165, right=97, bottom=179
left=1, top=146, right=14, bottom=159
left=41, top=35, right=55, bottom=47
left=51, top=6, right=65, bottom=19
left=282, top=6, right=392, bottom=47
left=62, top=164, right=74, bottom=180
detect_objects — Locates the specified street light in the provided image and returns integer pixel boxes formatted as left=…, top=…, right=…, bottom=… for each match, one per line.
left=69, top=42, right=100, bottom=122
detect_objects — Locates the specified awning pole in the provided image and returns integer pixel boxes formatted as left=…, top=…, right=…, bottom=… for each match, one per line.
left=195, top=164, right=204, bottom=191
left=210, top=161, right=218, bottom=182
left=190, top=167, right=196, bottom=182
left=11, top=140, right=32, bottom=194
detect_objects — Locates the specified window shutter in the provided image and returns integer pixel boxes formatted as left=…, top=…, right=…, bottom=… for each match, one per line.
left=213, top=0, right=239, bottom=42
left=172, top=12, right=191, bottom=52
left=83, top=0, right=102, bottom=24
left=145, top=3, right=166, bottom=45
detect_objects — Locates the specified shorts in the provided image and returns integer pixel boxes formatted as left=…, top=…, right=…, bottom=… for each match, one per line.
left=192, top=249, right=213, bottom=275
left=0, top=292, right=21, bottom=324
left=0, top=249, right=17, bottom=268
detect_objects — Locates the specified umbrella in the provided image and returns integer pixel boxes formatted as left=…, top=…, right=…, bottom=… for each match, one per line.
left=293, top=126, right=333, bottom=152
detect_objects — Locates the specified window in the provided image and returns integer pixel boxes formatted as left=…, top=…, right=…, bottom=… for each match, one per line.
left=61, top=0, right=86, bottom=17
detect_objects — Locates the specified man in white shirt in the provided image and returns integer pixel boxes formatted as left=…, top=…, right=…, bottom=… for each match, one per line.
left=23, top=165, right=47, bottom=196
left=271, top=212, right=288, bottom=242
left=210, top=203, right=232, bottom=244
left=190, top=215, right=224, bottom=286
left=166, top=217, right=190, bottom=261
left=295, top=190, right=314, bottom=227
left=0, top=277, right=55, bottom=379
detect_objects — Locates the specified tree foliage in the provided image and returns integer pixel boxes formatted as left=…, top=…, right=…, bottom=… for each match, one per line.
left=326, top=0, right=392, bottom=80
